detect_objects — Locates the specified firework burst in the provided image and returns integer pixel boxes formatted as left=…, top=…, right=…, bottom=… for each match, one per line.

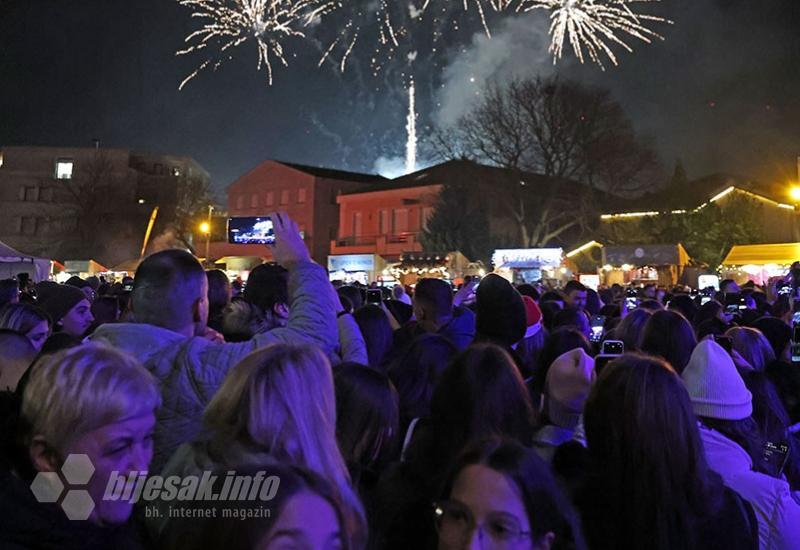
left=176, top=0, right=335, bottom=89
left=519, top=0, right=671, bottom=68
left=419, top=0, right=515, bottom=37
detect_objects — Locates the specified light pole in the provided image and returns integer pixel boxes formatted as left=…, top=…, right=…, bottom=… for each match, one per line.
left=791, top=186, right=800, bottom=243
left=200, top=204, right=214, bottom=267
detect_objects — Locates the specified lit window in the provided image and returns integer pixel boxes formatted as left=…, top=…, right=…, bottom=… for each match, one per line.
left=55, top=159, right=73, bottom=180
left=0, top=151, right=4, bottom=168
left=172, top=167, right=182, bottom=177
left=138, top=198, right=146, bottom=204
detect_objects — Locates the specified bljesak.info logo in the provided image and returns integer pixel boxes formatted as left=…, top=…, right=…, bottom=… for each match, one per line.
left=30, top=453, right=281, bottom=520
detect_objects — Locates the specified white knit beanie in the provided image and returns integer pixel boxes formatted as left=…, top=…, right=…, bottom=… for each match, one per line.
left=545, top=348, right=596, bottom=429
left=681, top=339, right=752, bottom=420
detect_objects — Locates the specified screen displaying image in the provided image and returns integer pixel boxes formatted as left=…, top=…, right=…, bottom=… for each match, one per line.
left=228, top=217, right=275, bottom=245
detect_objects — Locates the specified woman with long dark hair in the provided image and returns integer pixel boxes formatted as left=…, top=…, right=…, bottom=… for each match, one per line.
left=437, top=439, right=585, bottom=550
left=375, top=344, right=535, bottom=549
left=639, top=309, right=697, bottom=374
left=579, top=353, right=758, bottom=550
left=353, top=305, right=395, bottom=372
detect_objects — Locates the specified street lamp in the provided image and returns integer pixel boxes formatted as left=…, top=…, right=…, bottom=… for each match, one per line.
left=199, top=220, right=211, bottom=268
left=790, top=185, right=800, bottom=242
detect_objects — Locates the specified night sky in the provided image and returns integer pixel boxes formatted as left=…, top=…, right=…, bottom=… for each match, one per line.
left=1, top=0, right=799, bottom=198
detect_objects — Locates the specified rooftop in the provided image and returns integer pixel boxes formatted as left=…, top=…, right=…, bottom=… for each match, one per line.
left=278, top=161, right=387, bottom=184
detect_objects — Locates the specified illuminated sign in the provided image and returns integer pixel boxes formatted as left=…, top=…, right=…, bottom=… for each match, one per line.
left=580, top=274, right=600, bottom=291
left=328, top=254, right=376, bottom=273
left=492, top=248, right=563, bottom=269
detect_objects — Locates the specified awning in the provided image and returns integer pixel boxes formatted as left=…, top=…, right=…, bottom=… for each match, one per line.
left=213, top=256, right=264, bottom=271
left=721, top=243, right=800, bottom=266
left=602, top=244, right=690, bottom=267
left=110, top=259, right=142, bottom=273
left=63, top=259, right=109, bottom=274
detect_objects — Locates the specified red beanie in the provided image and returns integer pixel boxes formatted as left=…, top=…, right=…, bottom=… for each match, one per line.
left=522, top=296, right=543, bottom=339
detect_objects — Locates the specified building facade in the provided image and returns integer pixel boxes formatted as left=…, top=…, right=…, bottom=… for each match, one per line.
left=0, top=146, right=210, bottom=265
left=330, top=183, right=441, bottom=260
left=210, top=160, right=384, bottom=265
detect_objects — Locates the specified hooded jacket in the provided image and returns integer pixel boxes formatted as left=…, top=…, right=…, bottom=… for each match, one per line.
left=90, top=261, right=339, bottom=473
left=699, top=425, right=800, bottom=550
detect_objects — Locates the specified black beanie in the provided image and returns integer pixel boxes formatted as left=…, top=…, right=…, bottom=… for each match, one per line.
left=244, top=263, right=289, bottom=312
left=475, top=274, right=527, bottom=348
left=36, top=283, right=86, bottom=323
left=65, top=276, right=90, bottom=289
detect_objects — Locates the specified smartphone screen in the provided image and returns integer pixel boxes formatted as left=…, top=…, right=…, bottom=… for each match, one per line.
left=590, top=315, right=606, bottom=343
left=763, top=442, right=790, bottom=475
left=366, top=289, right=383, bottom=305
left=701, top=296, right=711, bottom=305
left=601, top=340, right=624, bottom=355
left=228, top=216, right=275, bottom=245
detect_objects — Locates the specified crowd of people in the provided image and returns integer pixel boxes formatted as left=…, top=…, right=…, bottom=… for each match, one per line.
left=1, top=212, right=799, bottom=549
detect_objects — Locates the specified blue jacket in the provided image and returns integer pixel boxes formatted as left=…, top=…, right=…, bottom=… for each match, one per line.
left=91, top=261, right=339, bottom=473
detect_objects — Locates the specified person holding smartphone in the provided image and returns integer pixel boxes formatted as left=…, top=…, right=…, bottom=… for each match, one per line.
left=89, top=211, right=342, bottom=473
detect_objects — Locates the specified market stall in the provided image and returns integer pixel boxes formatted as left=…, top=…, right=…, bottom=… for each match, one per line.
left=389, top=252, right=476, bottom=286
left=214, top=256, right=266, bottom=282
left=491, top=248, right=565, bottom=286
left=600, top=244, right=690, bottom=287
left=0, top=240, right=52, bottom=281
left=54, top=259, right=108, bottom=282
left=720, top=242, right=800, bottom=285
left=327, top=254, right=387, bottom=286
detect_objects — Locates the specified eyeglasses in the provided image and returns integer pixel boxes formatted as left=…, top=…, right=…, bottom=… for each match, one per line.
left=433, top=500, right=531, bottom=549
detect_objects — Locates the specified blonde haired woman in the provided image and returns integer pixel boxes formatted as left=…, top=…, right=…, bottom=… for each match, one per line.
left=0, top=343, right=160, bottom=548
left=150, top=343, right=366, bottom=547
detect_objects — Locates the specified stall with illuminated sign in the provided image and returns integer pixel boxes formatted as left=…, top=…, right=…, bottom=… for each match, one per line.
left=720, top=242, right=800, bottom=285
left=58, top=259, right=109, bottom=281
left=328, top=254, right=386, bottom=285
left=492, top=248, right=565, bottom=285
left=389, top=252, right=479, bottom=286
left=212, top=256, right=265, bottom=283
left=600, top=244, right=690, bottom=287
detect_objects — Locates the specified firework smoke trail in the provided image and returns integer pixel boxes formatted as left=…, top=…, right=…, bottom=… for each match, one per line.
left=519, top=0, right=672, bottom=68
left=406, top=78, right=417, bottom=174
left=176, top=0, right=336, bottom=89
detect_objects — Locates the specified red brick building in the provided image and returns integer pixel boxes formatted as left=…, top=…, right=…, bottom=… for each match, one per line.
left=209, top=161, right=384, bottom=265
left=330, top=181, right=441, bottom=261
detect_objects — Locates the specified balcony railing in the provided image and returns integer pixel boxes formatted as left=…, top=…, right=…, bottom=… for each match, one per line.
left=336, top=232, right=420, bottom=247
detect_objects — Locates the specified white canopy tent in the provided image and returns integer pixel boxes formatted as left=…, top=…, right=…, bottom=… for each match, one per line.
left=0, top=240, right=52, bottom=282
